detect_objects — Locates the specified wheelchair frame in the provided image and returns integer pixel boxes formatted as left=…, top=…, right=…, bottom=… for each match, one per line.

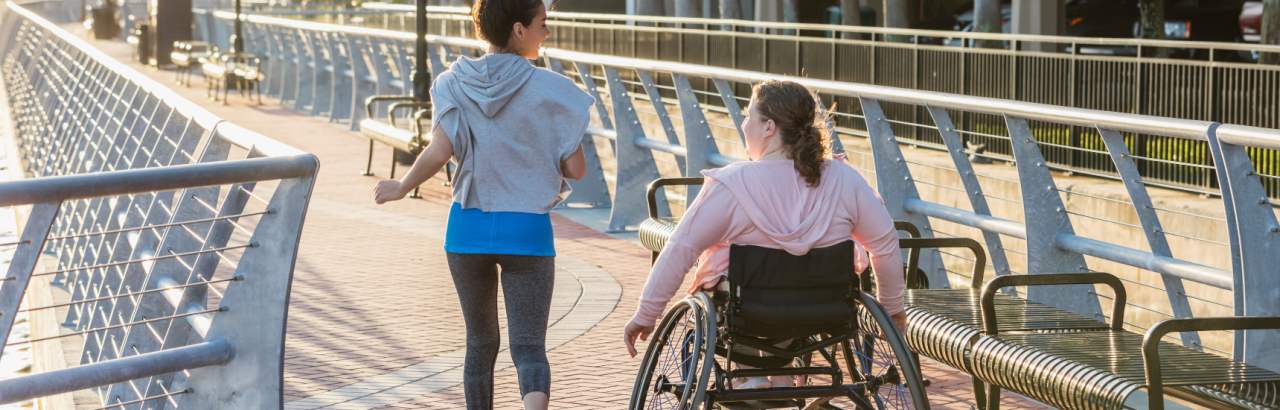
left=630, top=280, right=929, bottom=410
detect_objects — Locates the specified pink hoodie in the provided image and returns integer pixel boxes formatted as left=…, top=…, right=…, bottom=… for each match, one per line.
left=632, top=159, right=905, bottom=327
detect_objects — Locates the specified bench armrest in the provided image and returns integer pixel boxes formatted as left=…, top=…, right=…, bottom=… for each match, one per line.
left=364, top=95, right=418, bottom=120
left=898, top=237, right=984, bottom=290
left=893, top=221, right=921, bottom=239
left=646, top=177, right=704, bottom=219
left=411, top=108, right=434, bottom=137
left=388, top=101, right=431, bottom=129
left=1143, top=316, right=1280, bottom=409
left=980, top=272, right=1126, bottom=335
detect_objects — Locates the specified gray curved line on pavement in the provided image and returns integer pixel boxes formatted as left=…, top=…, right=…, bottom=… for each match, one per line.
left=284, top=199, right=622, bottom=410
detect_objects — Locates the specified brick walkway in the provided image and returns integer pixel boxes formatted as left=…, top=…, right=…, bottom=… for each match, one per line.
left=77, top=32, right=1048, bottom=409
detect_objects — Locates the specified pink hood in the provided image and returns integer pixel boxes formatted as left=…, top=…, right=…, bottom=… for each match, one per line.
left=701, top=158, right=861, bottom=255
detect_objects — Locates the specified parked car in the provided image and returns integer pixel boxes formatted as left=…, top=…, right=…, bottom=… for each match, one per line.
left=1237, top=1, right=1262, bottom=62
left=944, top=0, right=1250, bottom=59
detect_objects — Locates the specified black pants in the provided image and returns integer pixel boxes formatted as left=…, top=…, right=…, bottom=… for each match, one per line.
left=446, top=252, right=555, bottom=410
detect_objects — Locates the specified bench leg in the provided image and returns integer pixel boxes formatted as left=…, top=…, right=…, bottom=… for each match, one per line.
left=409, top=187, right=421, bottom=199
left=361, top=140, right=374, bottom=176
left=389, top=148, right=397, bottom=179
left=971, top=378, right=1001, bottom=410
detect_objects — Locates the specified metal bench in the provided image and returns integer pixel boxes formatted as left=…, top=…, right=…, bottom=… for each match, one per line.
left=638, top=177, right=1280, bottom=409
left=357, top=95, right=452, bottom=197
left=171, top=40, right=214, bottom=86
left=965, top=274, right=1280, bottom=410
left=202, top=51, right=263, bottom=105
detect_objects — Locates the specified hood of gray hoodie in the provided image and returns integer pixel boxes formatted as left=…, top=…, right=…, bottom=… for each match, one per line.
left=449, top=53, right=537, bottom=118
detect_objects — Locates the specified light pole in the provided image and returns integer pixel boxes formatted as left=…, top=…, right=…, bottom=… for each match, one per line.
left=232, top=0, right=243, bottom=52
left=412, top=0, right=428, bottom=99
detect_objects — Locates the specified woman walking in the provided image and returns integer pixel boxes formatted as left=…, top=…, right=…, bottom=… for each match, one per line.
left=373, top=0, right=593, bottom=408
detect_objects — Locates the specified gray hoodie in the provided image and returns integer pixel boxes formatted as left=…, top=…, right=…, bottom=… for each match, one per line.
left=430, top=53, right=594, bottom=214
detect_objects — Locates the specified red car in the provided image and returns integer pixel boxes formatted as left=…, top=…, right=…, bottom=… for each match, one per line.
left=1239, top=1, right=1262, bottom=61
left=1241, top=1, right=1262, bottom=43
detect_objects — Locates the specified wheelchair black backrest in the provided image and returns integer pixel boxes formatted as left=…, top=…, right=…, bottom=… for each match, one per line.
left=727, top=241, right=856, bottom=340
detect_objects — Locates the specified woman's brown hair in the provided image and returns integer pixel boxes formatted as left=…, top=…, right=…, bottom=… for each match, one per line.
left=472, top=0, right=543, bottom=49
left=751, top=79, right=832, bottom=187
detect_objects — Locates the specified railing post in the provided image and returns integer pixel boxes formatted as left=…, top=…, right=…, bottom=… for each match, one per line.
left=1096, top=128, right=1200, bottom=348
left=673, top=73, right=718, bottom=200
left=278, top=28, right=299, bottom=105
left=860, top=98, right=947, bottom=289
left=1209, top=125, right=1280, bottom=372
left=605, top=65, right=667, bottom=231
left=0, top=203, right=59, bottom=357
left=926, top=107, right=1014, bottom=292
left=1005, top=115, right=1102, bottom=319
left=546, top=58, right=611, bottom=208
left=710, top=79, right=746, bottom=145
left=294, top=28, right=317, bottom=112
left=327, top=32, right=353, bottom=123
left=636, top=70, right=686, bottom=173
left=347, top=36, right=376, bottom=131
left=178, top=170, right=317, bottom=409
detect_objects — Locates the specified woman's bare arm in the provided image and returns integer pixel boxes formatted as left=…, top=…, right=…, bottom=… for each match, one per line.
left=561, top=143, right=586, bottom=180
left=373, top=126, right=454, bottom=204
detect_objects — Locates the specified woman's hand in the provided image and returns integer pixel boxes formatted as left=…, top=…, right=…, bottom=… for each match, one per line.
left=891, top=311, right=909, bottom=336
left=623, top=319, right=655, bottom=358
left=374, top=179, right=407, bottom=204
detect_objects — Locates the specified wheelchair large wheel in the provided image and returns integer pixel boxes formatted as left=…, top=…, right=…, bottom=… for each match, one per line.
left=630, top=293, right=717, bottom=410
left=845, top=291, right=929, bottom=410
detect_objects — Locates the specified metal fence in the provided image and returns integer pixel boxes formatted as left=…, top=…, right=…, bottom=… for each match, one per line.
left=201, top=9, right=1280, bottom=374
left=314, top=4, right=1280, bottom=201
left=0, top=1, right=318, bottom=408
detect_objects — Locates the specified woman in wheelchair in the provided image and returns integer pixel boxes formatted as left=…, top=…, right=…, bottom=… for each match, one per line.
left=622, top=80, right=926, bottom=409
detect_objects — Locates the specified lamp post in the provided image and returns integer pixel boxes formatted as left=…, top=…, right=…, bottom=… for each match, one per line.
left=411, top=0, right=428, bottom=99
left=232, top=0, right=243, bottom=52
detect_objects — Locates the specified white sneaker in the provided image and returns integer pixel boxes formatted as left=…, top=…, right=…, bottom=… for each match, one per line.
left=732, top=376, right=772, bottom=390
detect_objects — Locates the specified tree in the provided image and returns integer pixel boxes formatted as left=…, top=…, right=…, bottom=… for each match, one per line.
left=974, top=0, right=1001, bottom=48
left=1139, top=0, right=1169, bottom=58
left=720, top=0, right=742, bottom=20
left=841, top=0, right=859, bottom=39
left=883, top=0, right=909, bottom=42
left=677, top=0, right=701, bottom=18
left=637, top=0, right=664, bottom=17
left=1264, top=0, right=1280, bottom=65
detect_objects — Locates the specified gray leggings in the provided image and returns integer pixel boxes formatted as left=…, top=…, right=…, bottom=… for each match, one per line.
left=446, top=252, right=555, bottom=409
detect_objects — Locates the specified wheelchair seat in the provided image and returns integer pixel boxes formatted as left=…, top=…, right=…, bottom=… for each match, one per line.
left=727, top=240, right=857, bottom=341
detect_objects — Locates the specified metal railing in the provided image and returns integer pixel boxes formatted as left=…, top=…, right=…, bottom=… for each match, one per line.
left=307, top=4, right=1280, bottom=201
left=200, top=9, right=1280, bottom=373
left=0, top=1, right=318, bottom=408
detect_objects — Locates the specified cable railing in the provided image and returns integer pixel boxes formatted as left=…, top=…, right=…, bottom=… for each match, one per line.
left=0, top=1, right=318, bottom=408
left=288, top=3, right=1280, bottom=201
left=199, top=9, right=1280, bottom=373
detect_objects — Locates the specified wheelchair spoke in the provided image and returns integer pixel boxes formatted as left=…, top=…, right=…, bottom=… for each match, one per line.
left=634, top=300, right=709, bottom=410
left=848, top=306, right=916, bottom=410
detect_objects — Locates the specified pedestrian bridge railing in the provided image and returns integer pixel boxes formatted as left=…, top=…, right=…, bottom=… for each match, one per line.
left=0, top=1, right=317, bottom=408
left=202, top=9, right=1280, bottom=373
left=307, top=3, right=1280, bottom=201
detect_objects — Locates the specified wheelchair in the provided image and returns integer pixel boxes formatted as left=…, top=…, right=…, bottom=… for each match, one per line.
left=629, top=241, right=929, bottom=410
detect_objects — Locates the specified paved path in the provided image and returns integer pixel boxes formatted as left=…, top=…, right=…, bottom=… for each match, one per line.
left=76, top=33, right=1048, bottom=409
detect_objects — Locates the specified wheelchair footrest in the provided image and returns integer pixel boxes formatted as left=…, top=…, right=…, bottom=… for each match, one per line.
left=709, top=385, right=862, bottom=402
left=716, top=400, right=804, bottom=409
left=731, top=366, right=837, bottom=379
